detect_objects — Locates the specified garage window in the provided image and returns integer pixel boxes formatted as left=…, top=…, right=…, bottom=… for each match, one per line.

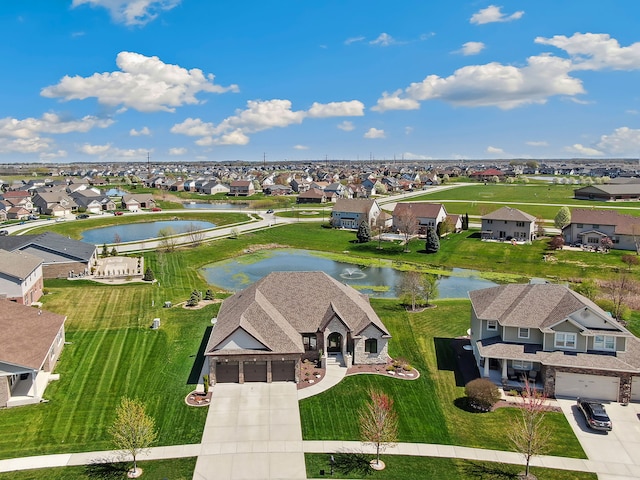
left=365, top=338, right=378, bottom=354
left=594, top=335, right=615, bottom=351
left=555, top=332, right=576, bottom=349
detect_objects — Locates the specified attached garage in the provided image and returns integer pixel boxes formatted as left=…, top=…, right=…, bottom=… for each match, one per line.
left=272, top=360, right=296, bottom=382
left=631, top=377, right=640, bottom=402
left=555, top=372, right=620, bottom=401
left=244, top=361, right=267, bottom=382
left=215, top=361, right=239, bottom=383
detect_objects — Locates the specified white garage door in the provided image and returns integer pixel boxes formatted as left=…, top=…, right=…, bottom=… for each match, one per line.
left=631, top=377, right=640, bottom=402
left=555, top=372, right=619, bottom=401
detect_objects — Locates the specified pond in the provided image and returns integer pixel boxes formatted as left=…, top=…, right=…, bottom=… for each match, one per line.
left=183, top=202, right=249, bottom=210
left=200, top=249, right=497, bottom=299
left=81, top=220, right=216, bottom=244
left=103, top=188, right=128, bottom=196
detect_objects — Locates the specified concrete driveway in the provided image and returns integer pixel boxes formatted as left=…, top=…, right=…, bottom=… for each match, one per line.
left=557, top=398, right=640, bottom=479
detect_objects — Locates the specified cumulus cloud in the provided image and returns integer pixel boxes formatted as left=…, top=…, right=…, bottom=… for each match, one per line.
left=565, top=143, right=603, bottom=156
left=293, top=145, right=309, bottom=150
left=470, top=5, right=524, bottom=25
left=307, top=101, right=364, bottom=118
left=40, top=150, right=68, bottom=160
left=41, top=51, right=239, bottom=113
left=535, top=32, right=640, bottom=71
left=130, top=126, right=151, bottom=136
left=71, top=0, right=180, bottom=26
left=337, top=121, right=355, bottom=132
left=168, top=147, right=187, bottom=155
left=486, top=146, right=505, bottom=154
left=459, top=41, right=485, bottom=56
left=596, top=126, right=640, bottom=154
left=79, top=142, right=150, bottom=158
left=526, top=140, right=549, bottom=147
left=364, top=127, right=385, bottom=139
left=403, top=152, right=432, bottom=160
left=373, top=55, right=583, bottom=111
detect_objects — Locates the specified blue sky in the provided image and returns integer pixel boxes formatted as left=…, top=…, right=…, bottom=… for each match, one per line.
left=1, top=1, right=640, bottom=163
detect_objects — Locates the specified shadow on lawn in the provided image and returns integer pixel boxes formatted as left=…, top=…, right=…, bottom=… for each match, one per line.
left=459, top=460, right=523, bottom=479
left=84, top=457, right=128, bottom=479
left=434, top=337, right=480, bottom=387
left=187, top=326, right=212, bottom=385
left=331, top=452, right=373, bottom=477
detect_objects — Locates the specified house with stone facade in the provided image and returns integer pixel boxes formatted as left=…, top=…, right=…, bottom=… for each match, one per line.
left=205, top=271, right=390, bottom=384
left=0, top=249, right=43, bottom=305
left=0, top=299, right=66, bottom=408
left=469, top=283, right=640, bottom=403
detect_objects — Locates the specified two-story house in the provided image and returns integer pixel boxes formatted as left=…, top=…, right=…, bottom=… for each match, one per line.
left=392, top=202, right=448, bottom=235
left=470, top=283, right=640, bottom=402
left=480, top=206, right=536, bottom=242
left=0, top=249, right=44, bottom=305
left=331, top=198, right=381, bottom=229
left=562, top=209, right=640, bottom=251
left=229, top=180, right=255, bottom=196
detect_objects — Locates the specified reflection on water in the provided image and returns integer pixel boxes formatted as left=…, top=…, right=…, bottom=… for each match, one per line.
left=200, top=249, right=497, bottom=298
left=81, top=220, right=215, bottom=244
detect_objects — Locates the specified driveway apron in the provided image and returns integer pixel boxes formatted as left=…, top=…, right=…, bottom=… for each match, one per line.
left=193, top=382, right=306, bottom=480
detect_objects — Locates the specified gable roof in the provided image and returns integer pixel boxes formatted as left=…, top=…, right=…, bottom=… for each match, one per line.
left=0, top=231, right=96, bottom=263
left=0, top=249, right=42, bottom=280
left=569, top=209, right=640, bottom=235
left=392, top=202, right=445, bottom=219
left=206, top=271, right=389, bottom=355
left=482, top=206, right=536, bottom=222
left=332, top=198, right=377, bottom=214
left=0, top=300, right=66, bottom=370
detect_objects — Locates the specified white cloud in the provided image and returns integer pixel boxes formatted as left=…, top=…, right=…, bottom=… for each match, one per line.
left=370, top=33, right=396, bottom=47
left=307, top=101, right=364, bottom=118
left=535, top=33, right=640, bottom=71
left=337, top=121, right=355, bottom=132
left=41, top=51, right=239, bottom=113
left=218, top=99, right=305, bottom=133
left=130, top=126, right=151, bottom=136
left=0, top=137, right=54, bottom=154
left=71, top=0, right=180, bottom=26
left=293, top=145, right=309, bottom=150
left=345, top=36, right=365, bottom=45
left=626, top=109, right=639, bottom=115
left=79, top=143, right=112, bottom=155
left=564, top=143, right=603, bottom=156
left=403, top=152, right=432, bottom=160
left=596, top=126, right=640, bottom=154
left=208, top=129, right=250, bottom=146
left=78, top=142, right=150, bottom=158
left=374, top=55, right=583, bottom=111
left=40, top=150, right=68, bottom=160
left=364, top=127, right=385, bottom=139
left=526, top=140, right=549, bottom=147
left=486, top=146, right=505, bottom=154
left=168, top=147, right=187, bottom=155
left=459, top=41, right=485, bottom=56
left=470, top=5, right=524, bottom=25
left=405, top=126, right=414, bottom=135
left=170, top=117, right=215, bottom=137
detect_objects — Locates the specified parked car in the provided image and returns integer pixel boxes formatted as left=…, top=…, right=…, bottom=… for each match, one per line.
left=151, top=207, right=162, bottom=212
left=55, top=217, right=67, bottom=222
left=114, top=211, right=124, bottom=216
left=0, top=230, right=8, bottom=236
left=28, top=214, right=39, bottom=220
left=77, top=214, right=90, bottom=219
left=266, top=209, right=274, bottom=214
left=577, top=397, right=612, bottom=432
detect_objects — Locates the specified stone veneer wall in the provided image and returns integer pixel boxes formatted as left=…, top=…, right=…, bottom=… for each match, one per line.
left=543, top=365, right=632, bottom=402
left=0, top=377, right=8, bottom=408
left=353, top=324, right=389, bottom=365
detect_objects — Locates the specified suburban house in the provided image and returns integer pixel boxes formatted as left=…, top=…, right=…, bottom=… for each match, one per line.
left=0, top=249, right=43, bottom=305
left=204, top=271, right=391, bottom=384
left=563, top=209, right=640, bottom=251
left=121, top=194, right=156, bottom=211
left=0, top=232, right=98, bottom=279
left=6, top=206, right=31, bottom=220
left=574, top=184, right=640, bottom=202
left=229, top=180, right=255, bottom=196
left=70, top=190, right=116, bottom=212
left=392, top=202, right=448, bottom=235
left=469, top=283, right=640, bottom=402
left=469, top=168, right=506, bottom=182
left=0, top=300, right=66, bottom=408
left=331, top=198, right=381, bottom=229
left=480, top=206, right=536, bottom=242
left=201, top=182, right=230, bottom=195
left=32, top=192, right=76, bottom=217
left=297, top=188, right=329, bottom=204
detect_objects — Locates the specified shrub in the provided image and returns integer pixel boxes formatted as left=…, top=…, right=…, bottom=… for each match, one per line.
left=204, top=289, right=215, bottom=300
left=464, top=378, right=501, bottom=412
left=203, top=374, right=210, bottom=394
left=385, top=365, right=396, bottom=372
left=548, top=236, right=564, bottom=250
left=143, top=267, right=155, bottom=282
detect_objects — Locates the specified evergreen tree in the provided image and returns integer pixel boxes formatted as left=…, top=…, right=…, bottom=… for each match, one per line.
left=464, top=213, right=469, bottom=230
left=356, top=220, right=371, bottom=243
left=143, top=267, right=155, bottom=282
left=101, top=243, right=108, bottom=257
left=425, top=227, right=440, bottom=253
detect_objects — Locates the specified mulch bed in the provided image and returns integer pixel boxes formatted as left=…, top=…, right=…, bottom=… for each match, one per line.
left=185, top=391, right=212, bottom=406
left=347, top=359, right=420, bottom=380
left=297, top=359, right=325, bottom=390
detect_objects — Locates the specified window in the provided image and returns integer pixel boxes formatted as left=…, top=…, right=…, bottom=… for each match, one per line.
left=302, top=334, right=317, bottom=351
left=592, top=224, right=599, bottom=229
left=512, top=360, right=532, bottom=370
left=516, top=221, right=525, bottom=227
left=365, top=338, right=378, bottom=354
left=555, top=332, right=577, bottom=349
left=487, top=219, right=493, bottom=224
left=487, top=320, right=497, bottom=331
left=518, top=328, right=530, bottom=339
left=577, top=223, right=583, bottom=228
left=594, top=335, right=615, bottom=351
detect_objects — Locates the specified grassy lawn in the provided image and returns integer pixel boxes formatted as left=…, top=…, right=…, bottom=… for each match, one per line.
left=300, top=299, right=586, bottom=458
left=0, top=263, right=215, bottom=459
left=305, top=454, right=596, bottom=480
left=0, top=457, right=196, bottom=480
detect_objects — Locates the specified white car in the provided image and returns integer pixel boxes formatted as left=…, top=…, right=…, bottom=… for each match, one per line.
left=55, top=217, right=67, bottom=222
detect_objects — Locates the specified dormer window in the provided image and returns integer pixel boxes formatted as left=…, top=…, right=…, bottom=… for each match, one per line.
left=594, top=335, right=615, bottom=351
left=555, top=332, right=576, bottom=349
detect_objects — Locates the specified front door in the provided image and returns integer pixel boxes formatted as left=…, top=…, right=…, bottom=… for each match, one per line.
left=327, top=332, right=342, bottom=353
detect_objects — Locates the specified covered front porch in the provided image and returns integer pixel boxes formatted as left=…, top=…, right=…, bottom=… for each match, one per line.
left=476, top=337, right=545, bottom=391
left=4, top=370, right=57, bottom=408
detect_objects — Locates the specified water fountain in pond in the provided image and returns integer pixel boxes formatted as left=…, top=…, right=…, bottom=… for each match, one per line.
left=340, top=267, right=367, bottom=280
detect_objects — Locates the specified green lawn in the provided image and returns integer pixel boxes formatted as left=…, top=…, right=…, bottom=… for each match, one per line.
left=300, top=299, right=586, bottom=458
left=0, top=457, right=196, bottom=480
left=305, top=454, right=596, bottom=480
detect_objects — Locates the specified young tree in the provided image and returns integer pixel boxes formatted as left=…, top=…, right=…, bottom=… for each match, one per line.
left=535, top=216, right=545, bottom=237
left=185, top=222, right=206, bottom=246
left=622, top=254, right=639, bottom=271
left=359, top=389, right=398, bottom=469
left=572, top=280, right=598, bottom=301
left=101, top=243, right=108, bottom=257
left=548, top=236, right=564, bottom=250
left=507, top=379, right=551, bottom=479
left=425, top=227, right=440, bottom=254
left=554, top=206, right=571, bottom=230
left=397, top=272, right=438, bottom=311
left=356, top=220, right=371, bottom=243
left=157, top=226, right=177, bottom=252
left=109, top=397, right=157, bottom=477
left=394, top=206, right=417, bottom=252
left=600, top=236, right=613, bottom=252
left=600, top=274, right=638, bottom=322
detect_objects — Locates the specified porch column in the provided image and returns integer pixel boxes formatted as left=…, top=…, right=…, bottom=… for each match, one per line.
left=501, top=360, right=508, bottom=382
left=483, top=357, right=490, bottom=377
left=238, top=361, right=245, bottom=384
left=32, top=371, right=38, bottom=398
left=266, top=360, right=272, bottom=383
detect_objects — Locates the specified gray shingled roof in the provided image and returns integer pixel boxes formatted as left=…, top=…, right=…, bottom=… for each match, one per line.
left=570, top=209, right=640, bottom=235
left=0, top=232, right=96, bottom=263
left=206, top=271, right=389, bottom=355
left=482, top=206, right=536, bottom=222
left=392, top=202, right=444, bottom=219
left=0, top=249, right=42, bottom=279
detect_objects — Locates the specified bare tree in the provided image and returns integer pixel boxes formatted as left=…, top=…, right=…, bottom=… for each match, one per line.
left=622, top=254, right=639, bottom=271
left=535, top=216, right=545, bottom=237
left=507, top=379, right=551, bottom=480
left=397, top=272, right=437, bottom=311
left=393, top=205, right=417, bottom=252
left=184, top=222, right=206, bottom=246
left=632, top=224, right=640, bottom=255
left=157, top=226, right=177, bottom=252
left=600, top=274, right=638, bottom=322
left=359, top=389, right=398, bottom=469
left=109, top=397, right=157, bottom=477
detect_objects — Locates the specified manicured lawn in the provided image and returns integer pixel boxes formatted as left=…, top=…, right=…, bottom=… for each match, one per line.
left=299, top=299, right=586, bottom=458
left=0, top=457, right=196, bottom=480
left=0, top=276, right=215, bottom=459
left=305, top=454, right=597, bottom=479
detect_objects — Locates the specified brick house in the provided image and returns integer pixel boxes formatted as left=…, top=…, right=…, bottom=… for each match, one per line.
left=470, top=283, right=640, bottom=402
left=205, top=271, right=391, bottom=384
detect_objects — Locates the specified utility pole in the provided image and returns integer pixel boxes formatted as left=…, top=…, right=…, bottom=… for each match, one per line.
left=147, top=151, right=151, bottom=181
